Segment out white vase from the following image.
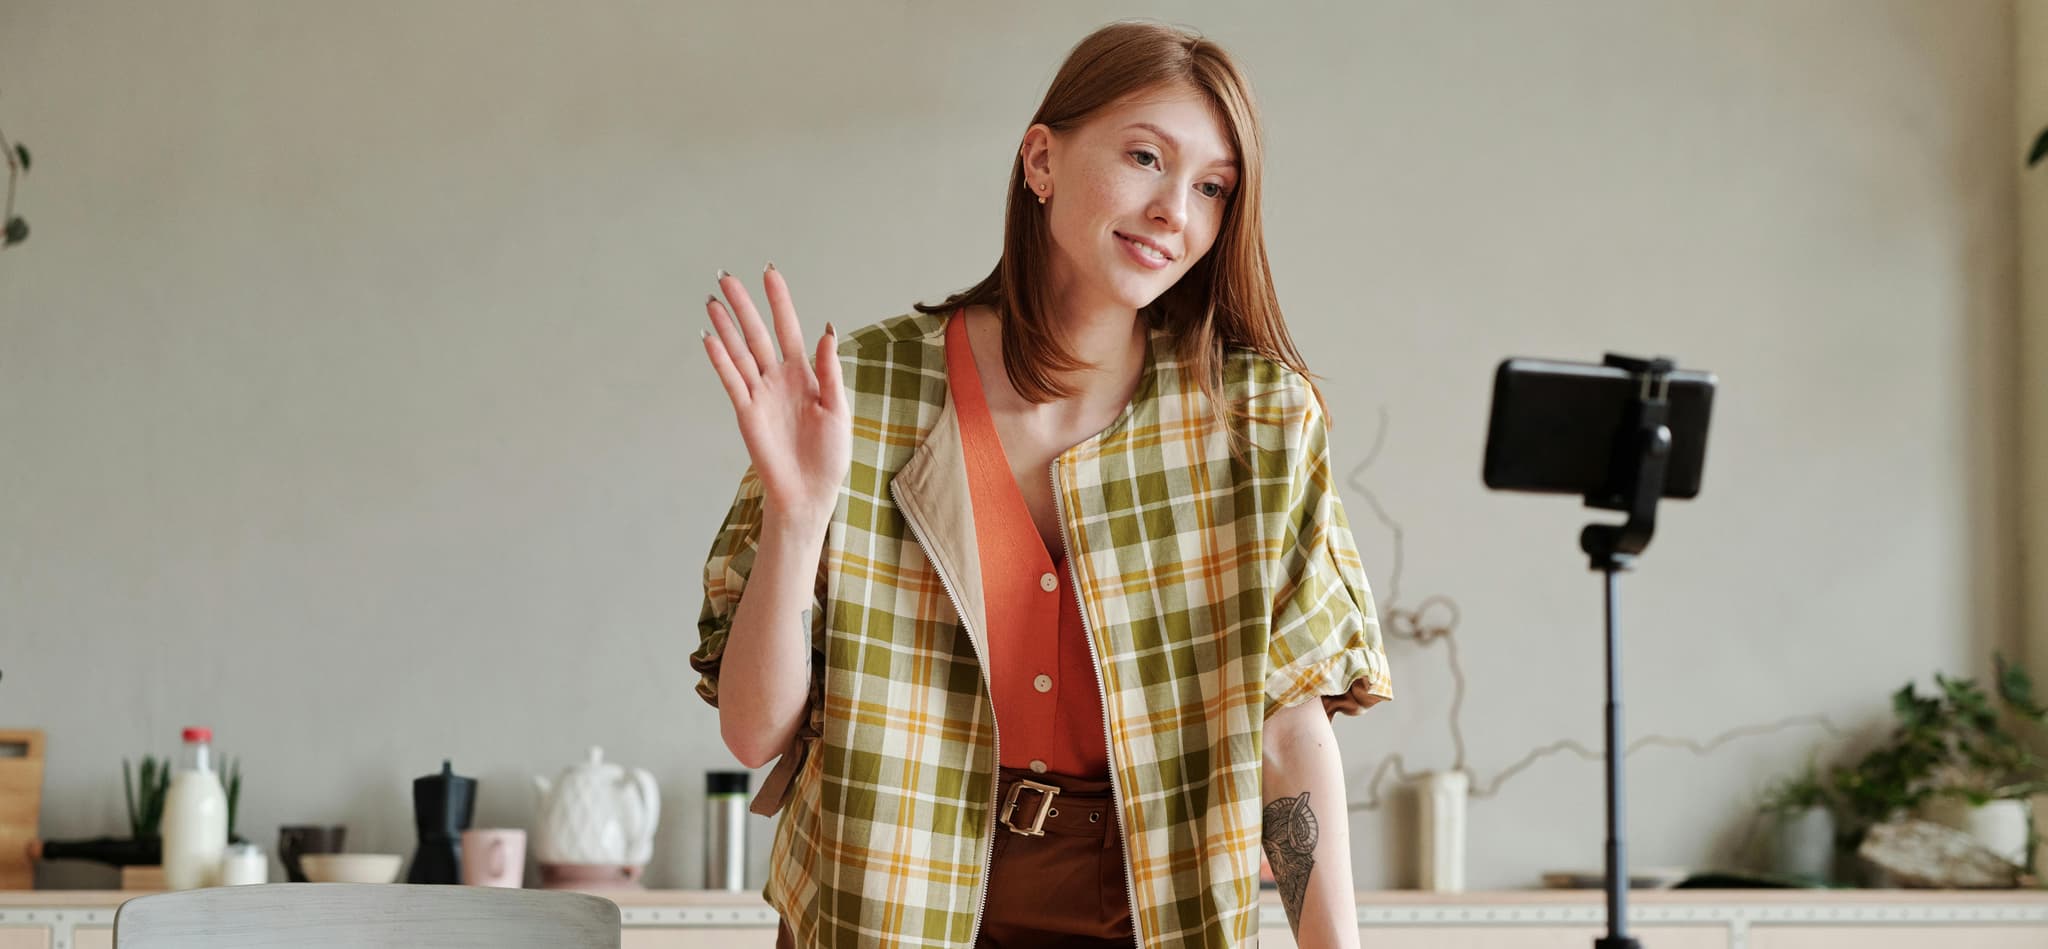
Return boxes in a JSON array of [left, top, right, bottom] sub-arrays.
[[1922, 796, 2031, 865], [1416, 770, 1469, 892], [1767, 806, 1834, 883]]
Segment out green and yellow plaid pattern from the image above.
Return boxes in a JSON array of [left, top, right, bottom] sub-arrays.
[[693, 310, 1391, 948]]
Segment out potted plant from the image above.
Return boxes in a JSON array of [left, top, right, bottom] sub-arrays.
[[1914, 656, 2047, 867], [1758, 755, 1836, 884], [1830, 654, 2047, 874], [123, 755, 172, 842]]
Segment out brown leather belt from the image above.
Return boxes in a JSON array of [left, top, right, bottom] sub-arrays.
[[996, 771, 1116, 838]]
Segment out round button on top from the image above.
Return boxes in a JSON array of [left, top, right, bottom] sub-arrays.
[[1039, 572, 1058, 592], [1033, 674, 1053, 693], [1029, 759, 1048, 774]]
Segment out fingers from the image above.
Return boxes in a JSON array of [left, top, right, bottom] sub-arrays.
[[716, 270, 780, 372], [705, 293, 760, 385], [762, 265, 812, 381], [813, 322, 844, 412], [702, 329, 751, 408], [708, 265, 841, 416]]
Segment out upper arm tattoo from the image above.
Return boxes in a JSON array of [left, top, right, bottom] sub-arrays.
[[1263, 790, 1319, 934]]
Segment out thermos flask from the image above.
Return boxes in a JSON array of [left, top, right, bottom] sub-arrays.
[[704, 771, 749, 891]]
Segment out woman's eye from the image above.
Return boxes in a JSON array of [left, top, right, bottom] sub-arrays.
[[1130, 150, 1159, 168], [1198, 183, 1227, 199]]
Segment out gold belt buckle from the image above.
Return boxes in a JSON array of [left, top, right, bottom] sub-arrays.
[[1000, 779, 1061, 836]]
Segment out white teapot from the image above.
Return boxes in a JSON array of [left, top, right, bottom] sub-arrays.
[[532, 746, 662, 867]]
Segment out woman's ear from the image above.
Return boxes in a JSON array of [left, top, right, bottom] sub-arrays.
[[1018, 124, 1055, 196]]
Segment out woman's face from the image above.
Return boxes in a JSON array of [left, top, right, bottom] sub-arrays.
[[1023, 85, 1241, 314]]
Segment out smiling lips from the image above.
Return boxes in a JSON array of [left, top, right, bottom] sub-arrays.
[[1116, 231, 1175, 269]]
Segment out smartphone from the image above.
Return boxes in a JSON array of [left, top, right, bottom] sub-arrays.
[[1482, 357, 1716, 502]]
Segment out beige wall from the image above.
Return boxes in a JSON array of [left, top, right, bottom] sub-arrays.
[[2021, 3, 2048, 736], [0, 0, 2022, 891]]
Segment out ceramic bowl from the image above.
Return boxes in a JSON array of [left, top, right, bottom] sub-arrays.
[[299, 853, 404, 884]]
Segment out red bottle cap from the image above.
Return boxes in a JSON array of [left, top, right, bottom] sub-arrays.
[[182, 727, 212, 743]]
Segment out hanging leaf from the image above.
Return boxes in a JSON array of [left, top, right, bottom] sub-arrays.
[[12, 143, 26, 172], [2032, 127, 2048, 168], [1939, 673, 1996, 732], [1995, 652, 2046, 720], [1891, 682, 1939, 730], [3, 216, 26, 246]]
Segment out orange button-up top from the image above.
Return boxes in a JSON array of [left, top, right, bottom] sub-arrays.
[[945, 311, 1110, 779]]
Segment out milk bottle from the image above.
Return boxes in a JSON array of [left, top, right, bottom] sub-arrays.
[[160, 726, 228, 889]]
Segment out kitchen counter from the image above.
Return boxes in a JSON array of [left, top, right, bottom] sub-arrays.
[[3, 887, 2047, 948]]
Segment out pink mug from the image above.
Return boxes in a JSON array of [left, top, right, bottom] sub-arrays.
[[460, 829, 526, 888]]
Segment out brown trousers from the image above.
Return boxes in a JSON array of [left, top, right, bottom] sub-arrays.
[[775, 768, 1134, 948]]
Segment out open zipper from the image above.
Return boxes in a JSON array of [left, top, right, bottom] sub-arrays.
[[1050, 458, 1145, 949], [887, 478, 1005, 949], [890, 460, 1145, 949]]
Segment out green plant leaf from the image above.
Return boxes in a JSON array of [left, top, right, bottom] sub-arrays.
[[1891, 683, 1929, 728], [1994, 653, 2047, 720], [3, 216, 25, 246], [135, 756, 171, 837], [12, 143, 26, 172], [1938, 673, 1989, 714], [2032, 127, 2048, 168], [123, 759, 140, 838], [223, 754, 242, 839]]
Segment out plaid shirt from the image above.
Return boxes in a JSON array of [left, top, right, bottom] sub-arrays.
[[693, 310, 1392, 948]]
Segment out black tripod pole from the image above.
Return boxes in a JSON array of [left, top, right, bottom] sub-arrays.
[[1579, 353, 1675, 949], [1594, 565, 1640, 949]]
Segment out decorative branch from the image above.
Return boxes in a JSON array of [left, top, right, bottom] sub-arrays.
[[1340, 408, 1843, 812], [1343, 408, 1470, 770], [1346, 718, 1845, 813], [1, 87, 31, 248]]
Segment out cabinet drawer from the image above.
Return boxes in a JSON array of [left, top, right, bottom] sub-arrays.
[[623, 927, 777, 949], [1750, 926, 2047, 949], [1344, 925, 1726, 949]]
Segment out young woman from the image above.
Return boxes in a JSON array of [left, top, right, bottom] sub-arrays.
[[692, 20, 1391, 949]]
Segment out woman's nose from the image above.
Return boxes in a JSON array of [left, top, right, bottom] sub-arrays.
[[1149, 184, 1189, 232]]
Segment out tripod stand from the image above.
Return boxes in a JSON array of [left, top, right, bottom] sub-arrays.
[[1577, 354, 1679, 949]]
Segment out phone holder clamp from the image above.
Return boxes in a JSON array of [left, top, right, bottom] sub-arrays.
[[1579, 353, 1678, 572]]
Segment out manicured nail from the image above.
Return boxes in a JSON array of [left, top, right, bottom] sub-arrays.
[[715, 269, 731, 281], [706, 294, 719, 307], [700, 329, 712, 341], [765, 261, 777, 273], [826, 321, 836, 336]]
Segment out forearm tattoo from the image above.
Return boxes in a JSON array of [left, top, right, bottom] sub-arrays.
[[1263, 791, 1319, 933]]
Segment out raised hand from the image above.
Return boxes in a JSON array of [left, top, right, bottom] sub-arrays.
[[701, 265, 850, 530]]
